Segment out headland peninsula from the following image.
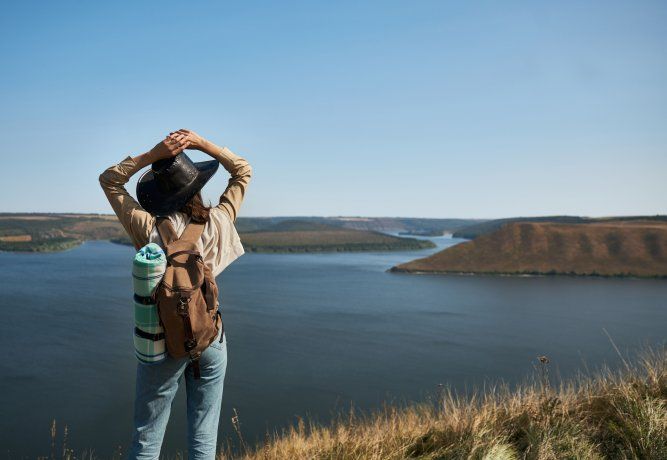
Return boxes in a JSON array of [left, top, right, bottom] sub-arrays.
[[391, 217, 667, 278]]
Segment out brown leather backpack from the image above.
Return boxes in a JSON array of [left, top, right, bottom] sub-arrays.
[[153, 216, 223, 379]]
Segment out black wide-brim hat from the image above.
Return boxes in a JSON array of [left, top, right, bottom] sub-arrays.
[[137, 152, 219, 216]]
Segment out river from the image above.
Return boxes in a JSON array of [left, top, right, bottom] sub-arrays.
[[0, 235, 665, 457]]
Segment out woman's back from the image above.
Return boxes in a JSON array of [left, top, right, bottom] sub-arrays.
[[148, 208, 245, 278], [98, 132, 252, 279]]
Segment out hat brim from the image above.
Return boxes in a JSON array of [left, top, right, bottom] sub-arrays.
[[136, 159, 219, 216]]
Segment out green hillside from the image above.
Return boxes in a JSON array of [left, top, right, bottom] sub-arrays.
[[239, 220, 435, 252]]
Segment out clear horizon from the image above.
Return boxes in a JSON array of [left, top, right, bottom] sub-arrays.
[[1, 1, 665, 219]]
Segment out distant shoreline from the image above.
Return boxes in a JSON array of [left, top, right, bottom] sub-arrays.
[[0, 214, 440, 254], [2, 238, 436, 254], [109, 238, 436, 254], [1, 238, 437, 254], [388, 266, 667, 280], [0, 238, 82, 253]]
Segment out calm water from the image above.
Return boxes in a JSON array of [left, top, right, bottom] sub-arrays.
[[0, 236, 665, 457]]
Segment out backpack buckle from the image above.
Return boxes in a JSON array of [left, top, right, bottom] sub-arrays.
[[177, 296, 190, 315], [184, 338, 198, 352]]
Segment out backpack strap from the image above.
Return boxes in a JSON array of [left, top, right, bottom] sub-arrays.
[[156, 217, 178, 246], [179, 219, 206, 244]]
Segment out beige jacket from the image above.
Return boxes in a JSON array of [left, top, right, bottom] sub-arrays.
[[99, 147, 252, 277]]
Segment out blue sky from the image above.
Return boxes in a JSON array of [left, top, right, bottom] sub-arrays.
[[1, 1, 665, 218]]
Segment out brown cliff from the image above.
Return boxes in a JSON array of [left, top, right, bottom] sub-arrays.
[[391, 221, 667, 278]]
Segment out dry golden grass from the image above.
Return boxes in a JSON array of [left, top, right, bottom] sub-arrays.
[[219, 348, 666, 460]]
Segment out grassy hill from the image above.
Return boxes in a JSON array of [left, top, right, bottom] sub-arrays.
[[324, 217, 484, 235], [391, 220, 667, 278], [248, 220, 339, 232], [234, 216, 483, 235], [240, 220, 435, 252]]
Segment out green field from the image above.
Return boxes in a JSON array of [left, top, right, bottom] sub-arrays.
[[240, 220, 435, 252]]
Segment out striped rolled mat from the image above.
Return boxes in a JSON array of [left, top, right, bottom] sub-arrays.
[[132, 243, 167, 364]]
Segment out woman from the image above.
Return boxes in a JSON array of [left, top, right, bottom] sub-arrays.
[[99, 129, 252, 459]]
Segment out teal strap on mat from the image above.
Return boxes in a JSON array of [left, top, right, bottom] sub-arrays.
[[132, 243, 167, 364]]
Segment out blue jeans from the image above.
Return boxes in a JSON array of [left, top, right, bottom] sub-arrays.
[[129, 327, 228, 460]]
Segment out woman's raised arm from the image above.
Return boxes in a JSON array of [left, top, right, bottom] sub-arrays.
[[205, 142, 253, 223], [170, 129, 253, 223], [99, 135, 188, 249]]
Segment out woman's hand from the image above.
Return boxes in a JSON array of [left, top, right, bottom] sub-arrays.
[[169, 128, 207, 151], [149, 133, 190, 161]]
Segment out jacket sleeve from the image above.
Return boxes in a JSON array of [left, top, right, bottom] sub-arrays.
[[98, 156, 155, 250], [210, 146, 253, 222]]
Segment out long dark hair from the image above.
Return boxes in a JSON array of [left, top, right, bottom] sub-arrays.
[[179, 191, 211, 223]]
